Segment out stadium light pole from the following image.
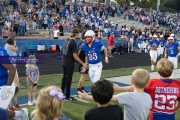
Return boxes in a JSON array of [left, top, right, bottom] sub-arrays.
[[157, 0, 160, 11]]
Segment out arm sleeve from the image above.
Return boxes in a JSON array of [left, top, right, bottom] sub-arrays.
[[37, 67, 40, 75], [115, 92, 129, 105], [71, 42, 77, 53], [26, 68, 30, 76]]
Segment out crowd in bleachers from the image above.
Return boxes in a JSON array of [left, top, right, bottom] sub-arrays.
[[0, 0, 179, 41]]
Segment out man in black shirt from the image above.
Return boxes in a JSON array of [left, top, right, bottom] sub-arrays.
[[61, 28, 88, 101]]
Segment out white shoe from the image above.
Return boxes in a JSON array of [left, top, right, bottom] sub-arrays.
[[32, 100, 37, 105], [28, 101, 33, 106], [151, 65, 154, 71], [14, 108, 29, 120]]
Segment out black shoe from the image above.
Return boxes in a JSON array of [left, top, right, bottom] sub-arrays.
[[77, 88, 83, 95], [64, 97, 77, 102]]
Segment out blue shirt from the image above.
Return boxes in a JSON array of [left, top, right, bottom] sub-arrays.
[[137, 38, 143, 44], [165, 42, 179, 57], [91, 17, 95, 23], [130, 33, 135, 38], [98, 21, 102, 26], [20, 19, 25, 26], [158, 39, 166, 47], [147, 38, 152, 43], [0, 48, 9, 86], [141, 34, 146, 40], [104, 23, 108, 28], [80, 40, 103, 64], [174, 38, 177, 42], [41, 12, 46, 17], [149, 40, 160, 47], [0, 108, 9, 120]]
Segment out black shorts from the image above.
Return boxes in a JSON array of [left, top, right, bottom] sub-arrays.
[[79, 65, 88, 74], [15, 87, 19, 94]]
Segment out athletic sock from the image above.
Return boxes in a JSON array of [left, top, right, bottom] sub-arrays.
[[15, 110, 24, 117]]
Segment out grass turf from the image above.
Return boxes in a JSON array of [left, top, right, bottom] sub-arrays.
[[17, 66, 180, 120]]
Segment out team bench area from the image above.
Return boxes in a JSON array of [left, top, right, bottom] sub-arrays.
[[26, 45, 61, 55]]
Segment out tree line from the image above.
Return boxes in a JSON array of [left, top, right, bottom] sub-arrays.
[[117, 0, 180, 12]]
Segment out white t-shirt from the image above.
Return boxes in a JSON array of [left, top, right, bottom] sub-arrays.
[[116, 92, 152, 120], [5, 21, 11, 29], [53, 30, 59, 37]]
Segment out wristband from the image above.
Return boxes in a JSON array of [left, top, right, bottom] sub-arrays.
[[165, 54, 167, 56], [105, 57, 108, 60], [6, 86, 11, 88], [178, 53, 180, 56]]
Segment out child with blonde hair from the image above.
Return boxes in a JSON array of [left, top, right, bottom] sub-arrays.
[[26, 55, 40, 106], [31, 86, 70, 120]]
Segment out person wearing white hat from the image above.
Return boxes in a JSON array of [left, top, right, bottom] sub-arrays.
[[98, 18, 103, 31], [146, 34, 160, 71], [90, 16, 95, 27], [158, 35, 166, 58], [164, 36, 180, 78], [103, 20, 109, 34], [137, 36, 143, 53], [80, 30, 109, 83], [170, 33, 178, 43], [141, 32, 146, 40]]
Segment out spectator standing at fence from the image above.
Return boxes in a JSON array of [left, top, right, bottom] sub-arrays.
[[108, 32, 114, 57], [61, 28, 88, 101]]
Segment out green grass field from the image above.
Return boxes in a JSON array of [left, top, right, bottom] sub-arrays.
[[17, 66, 180, 120]]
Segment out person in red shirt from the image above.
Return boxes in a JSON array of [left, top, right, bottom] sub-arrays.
[[113, 59, 180, 120], [108, 33, 114, 57]]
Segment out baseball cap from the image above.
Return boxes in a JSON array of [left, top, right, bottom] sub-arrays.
[[160, 35, 163, 37]]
